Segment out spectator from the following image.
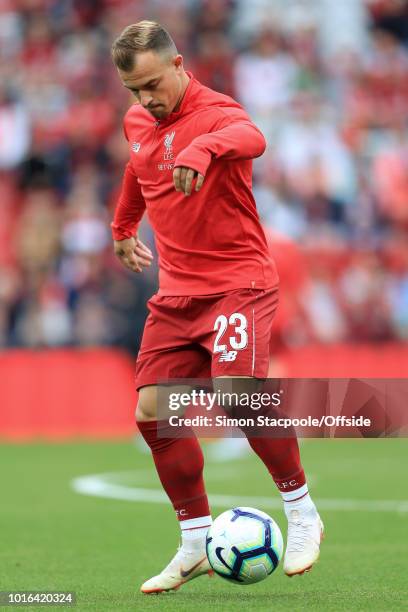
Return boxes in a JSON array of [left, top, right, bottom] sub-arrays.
[[0, 85, 30, 169], [0, 0, 407, 352]]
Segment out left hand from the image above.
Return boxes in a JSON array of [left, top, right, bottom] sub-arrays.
[[173, 166, 205, 196]]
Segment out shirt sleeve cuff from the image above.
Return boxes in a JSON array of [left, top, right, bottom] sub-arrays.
[[174, 147, 212, 176], [111, 222, 138, 241]]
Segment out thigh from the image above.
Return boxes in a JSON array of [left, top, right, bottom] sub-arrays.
[[136, 383, 195, 421], [198, 288, 279, 379], [135, 295, 211, 390]]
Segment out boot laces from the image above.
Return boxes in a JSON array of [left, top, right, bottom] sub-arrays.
[[287, 510, 315, 553]]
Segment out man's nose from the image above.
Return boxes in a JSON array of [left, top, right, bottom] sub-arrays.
[[140, 93, 153, 107]]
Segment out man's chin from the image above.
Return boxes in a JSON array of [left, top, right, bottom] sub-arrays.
[[148, 107, 169, 119]]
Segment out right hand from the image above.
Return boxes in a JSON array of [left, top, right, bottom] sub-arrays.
[[113, 236, 153, 273]]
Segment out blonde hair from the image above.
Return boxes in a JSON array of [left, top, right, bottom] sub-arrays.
[[111, 20, 177, 71]]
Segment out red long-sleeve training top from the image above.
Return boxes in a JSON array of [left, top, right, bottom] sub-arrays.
[[111, 73, 278, 296]]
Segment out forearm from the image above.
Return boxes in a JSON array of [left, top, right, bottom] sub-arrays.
[[174, 119, 266, 176], [111, 162, 146, 240]]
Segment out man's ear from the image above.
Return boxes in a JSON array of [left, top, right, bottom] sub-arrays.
[[174, 54, 184, 70]]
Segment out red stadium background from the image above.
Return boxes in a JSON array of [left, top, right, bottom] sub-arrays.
[[0, 0, 408, 439]]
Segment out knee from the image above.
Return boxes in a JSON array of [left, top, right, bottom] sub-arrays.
[[135, 386, 158, 422]]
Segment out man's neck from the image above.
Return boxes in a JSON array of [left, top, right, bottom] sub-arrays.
[[173, 72, 190, 113]]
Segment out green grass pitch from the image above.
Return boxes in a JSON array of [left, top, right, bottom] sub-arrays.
[[1, 439, 407, 611]]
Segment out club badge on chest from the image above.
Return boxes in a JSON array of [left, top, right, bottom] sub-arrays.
[[158, 131, 176, 172]]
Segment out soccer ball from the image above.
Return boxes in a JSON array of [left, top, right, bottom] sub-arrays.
[[206, 506, 283, 584]]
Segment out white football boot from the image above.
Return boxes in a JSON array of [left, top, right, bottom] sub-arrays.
[[283, 506, 324, 576], [140, 543, 213, 594]]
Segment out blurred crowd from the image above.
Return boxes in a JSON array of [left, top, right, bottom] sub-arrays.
[[0, 0, 407, 353]]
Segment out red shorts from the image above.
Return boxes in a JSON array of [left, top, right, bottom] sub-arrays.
[[135, 287, 279, 389]]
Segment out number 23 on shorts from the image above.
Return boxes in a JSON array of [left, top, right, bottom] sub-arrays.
[[213, 312, 248, 355]]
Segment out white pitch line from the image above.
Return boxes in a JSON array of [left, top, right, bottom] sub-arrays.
[[71, 472, 408, 514]]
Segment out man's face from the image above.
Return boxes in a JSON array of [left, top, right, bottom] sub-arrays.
[[119, 50, 185, 119]]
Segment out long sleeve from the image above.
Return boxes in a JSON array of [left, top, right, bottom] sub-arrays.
[[111, 162, 146, 240], [174, 108, 266, 176]]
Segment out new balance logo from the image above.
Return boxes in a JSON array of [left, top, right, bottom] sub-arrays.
[[131, 142, 141, 153], [219, 350, 238, 362]]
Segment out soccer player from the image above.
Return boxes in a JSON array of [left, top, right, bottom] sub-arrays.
[[110, 21, 323, 594]]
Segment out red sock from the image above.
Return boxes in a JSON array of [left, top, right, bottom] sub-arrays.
[[245, 436, 306, 493], [137, 420, 211, 520]]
